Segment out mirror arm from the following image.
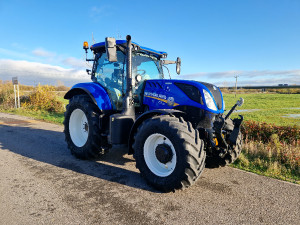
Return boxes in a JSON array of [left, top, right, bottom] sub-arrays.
[[162, 60, 176, 65]]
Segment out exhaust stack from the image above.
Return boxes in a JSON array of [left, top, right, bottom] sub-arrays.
[[122, 35, 135, 117]]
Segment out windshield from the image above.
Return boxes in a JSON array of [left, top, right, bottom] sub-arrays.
[[132, 53, 163, 81]]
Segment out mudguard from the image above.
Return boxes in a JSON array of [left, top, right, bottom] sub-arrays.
[[64, 82, 113, 111], [128, 109, 185, 154]]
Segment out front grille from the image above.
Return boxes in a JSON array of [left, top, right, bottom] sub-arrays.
[[174, 83, 203, 104]]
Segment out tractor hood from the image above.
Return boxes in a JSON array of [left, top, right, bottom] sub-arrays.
[[143, 79, 225, 114]]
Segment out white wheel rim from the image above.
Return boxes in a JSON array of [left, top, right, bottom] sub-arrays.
[[143, 133, 177, 177], [69, 109, 89, 147]]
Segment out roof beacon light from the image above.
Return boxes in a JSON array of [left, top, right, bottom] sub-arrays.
[[83, 41, 89, 50]]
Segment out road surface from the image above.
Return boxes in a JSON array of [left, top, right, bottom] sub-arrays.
[[0, 112, 299, 224]]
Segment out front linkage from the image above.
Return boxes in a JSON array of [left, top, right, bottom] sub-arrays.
[[206, 98, 244, 168]]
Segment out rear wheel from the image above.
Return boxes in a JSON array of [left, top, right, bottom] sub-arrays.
[[64, 95, 106, 159], [133, 115, 206, 192]]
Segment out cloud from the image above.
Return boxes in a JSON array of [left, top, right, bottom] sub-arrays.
[[0, 47, 38, 61], [0, 59, 90, 87], [32, 48, 56, 58], [181, 69, 300, 86], [62, 57, 88, 69], [90, 5, 113, 21]]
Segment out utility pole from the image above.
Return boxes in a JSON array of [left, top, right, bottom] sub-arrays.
[[234, 75, 239, 98]]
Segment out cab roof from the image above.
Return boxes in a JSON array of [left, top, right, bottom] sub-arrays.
[[90, 40, 167, 58]]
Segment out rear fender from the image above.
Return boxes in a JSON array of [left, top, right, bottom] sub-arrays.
[[128, 109, 185, 154], [64, 82, 113, 111]]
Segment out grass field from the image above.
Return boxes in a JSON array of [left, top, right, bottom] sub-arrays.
[[223, 93, 300, 126]]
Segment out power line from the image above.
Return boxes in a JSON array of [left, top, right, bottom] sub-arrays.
[[234, 75, 239, 97]]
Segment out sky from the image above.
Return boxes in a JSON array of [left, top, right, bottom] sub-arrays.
[[0, 0, 299, 87]]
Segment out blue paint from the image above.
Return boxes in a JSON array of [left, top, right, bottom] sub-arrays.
[[143, 79, 224, 114], [71, 82, 113, 110]]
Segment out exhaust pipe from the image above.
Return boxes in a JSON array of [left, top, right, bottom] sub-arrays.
[[122, 35, 135, 117]]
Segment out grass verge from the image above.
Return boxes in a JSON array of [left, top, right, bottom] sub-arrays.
[[1, 108, 65, 124], [232, 146, 299, 185]]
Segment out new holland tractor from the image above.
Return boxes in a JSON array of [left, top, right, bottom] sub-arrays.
[[64, 35, 244, 192]]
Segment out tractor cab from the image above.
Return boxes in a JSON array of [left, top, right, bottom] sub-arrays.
[[88, 40, 167, 111]]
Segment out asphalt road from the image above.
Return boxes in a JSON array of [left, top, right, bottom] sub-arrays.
[[0, 112, 299, 225]]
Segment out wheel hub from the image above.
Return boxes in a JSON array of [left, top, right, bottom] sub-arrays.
[[155, 144, 173, 164]]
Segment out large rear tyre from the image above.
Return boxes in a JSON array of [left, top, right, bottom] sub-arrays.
[[133, 115, 206, 192], [64, 95, 105, 160]]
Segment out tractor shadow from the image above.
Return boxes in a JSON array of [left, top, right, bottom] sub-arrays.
[[0, 124, 159, 193]]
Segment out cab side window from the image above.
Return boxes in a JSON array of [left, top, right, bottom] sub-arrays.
[[95, 51, 126, 110]]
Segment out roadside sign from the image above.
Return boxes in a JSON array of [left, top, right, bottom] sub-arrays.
[[12, 77, 18, 85], [12, 77, 20, 108]]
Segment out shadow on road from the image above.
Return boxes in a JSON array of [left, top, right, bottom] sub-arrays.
[[0, 124, 159, 193]]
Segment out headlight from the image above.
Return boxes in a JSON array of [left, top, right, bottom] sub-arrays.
[[203, 89, 217, 111]]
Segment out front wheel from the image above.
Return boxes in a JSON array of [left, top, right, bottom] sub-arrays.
[[133, 115, 206, 192]]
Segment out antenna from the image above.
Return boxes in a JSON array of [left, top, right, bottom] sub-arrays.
[[92, 32, 96, 44]]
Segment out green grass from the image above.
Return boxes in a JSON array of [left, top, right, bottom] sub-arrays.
[[57, 96, 69, 105], [223, 93, 300, 126], [1, 108, 65, 124], [231, 152, 299, 184]]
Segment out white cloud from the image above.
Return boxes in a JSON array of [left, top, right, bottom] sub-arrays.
[[181, 69, 300, 86], [32, 48, 56, 58], [62, 57, 88, 69], [90, 5, 113, 21], [0, 59, 90, 87], [0, 47, 38, 61]]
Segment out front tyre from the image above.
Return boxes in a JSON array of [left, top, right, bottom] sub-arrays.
[[133, 115, 206, 192], [64, 95, 104, 159]]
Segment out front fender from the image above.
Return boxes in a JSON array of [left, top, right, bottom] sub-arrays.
[[128, 109, 185, 154], [64, 82, 113, 111]]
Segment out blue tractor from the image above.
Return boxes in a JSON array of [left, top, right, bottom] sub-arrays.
[[64, 35, 244, 192]]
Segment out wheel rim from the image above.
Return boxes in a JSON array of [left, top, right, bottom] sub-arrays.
[[143, 133, 177, 177], [69, 109, 89, 147]]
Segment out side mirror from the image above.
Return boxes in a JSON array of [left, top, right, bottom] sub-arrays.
[[236, 97, 244, 107], [105, 37, 117, 62], [176, 57, 181, 75]]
